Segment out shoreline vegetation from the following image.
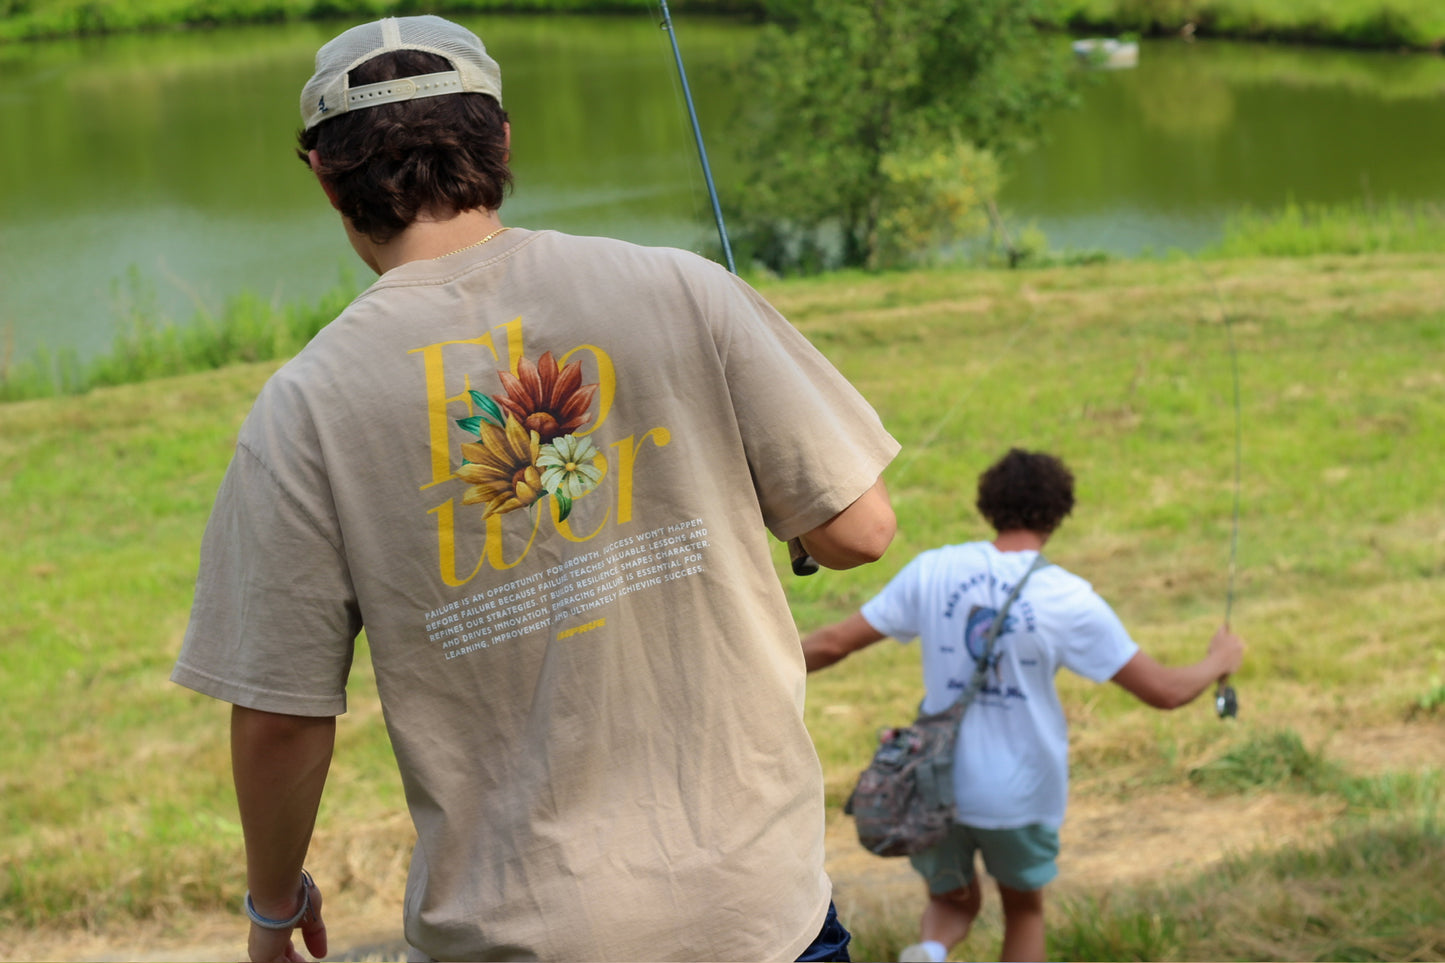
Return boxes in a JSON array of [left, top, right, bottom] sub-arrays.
[[5, 199, 1445, 404], [1, 0, 1444, 50]]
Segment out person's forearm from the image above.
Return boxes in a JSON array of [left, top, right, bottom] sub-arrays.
[[1112, 638, 1242, 711], [800, 613, 886, 673], [231, 706, 336, 917], [1156, 653, 1232, 709], [801, 628, 846, 672]]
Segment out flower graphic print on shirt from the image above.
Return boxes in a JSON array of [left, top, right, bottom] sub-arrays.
[[454, 351, 602, 522]]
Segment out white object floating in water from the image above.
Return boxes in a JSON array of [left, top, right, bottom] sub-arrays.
[[1072, 38, 1140, 69]]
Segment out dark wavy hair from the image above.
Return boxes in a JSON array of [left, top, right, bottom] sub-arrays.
[[975, 448, 1076, 534], [296, 50, 513, 244]]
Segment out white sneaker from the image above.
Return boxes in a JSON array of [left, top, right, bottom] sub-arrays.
[[898, 943, 944, 963]]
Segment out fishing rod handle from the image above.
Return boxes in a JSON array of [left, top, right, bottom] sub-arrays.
[[788, 537, 819, 577]]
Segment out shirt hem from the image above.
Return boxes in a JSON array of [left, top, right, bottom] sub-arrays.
[[779, 884, 835, 963], [170, 662, 347, 717]]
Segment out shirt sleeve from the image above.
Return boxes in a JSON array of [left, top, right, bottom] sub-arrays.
[[706, 270, 900, 540], [859, 554, 928, 643], [1055, 586, 1139, 683], [171, 439, 361, 717]]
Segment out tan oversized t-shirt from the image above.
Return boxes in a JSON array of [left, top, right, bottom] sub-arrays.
[[173, 229, 899, 961]]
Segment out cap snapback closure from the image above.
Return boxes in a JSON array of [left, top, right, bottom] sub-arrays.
[[345, 71, 464, 110]]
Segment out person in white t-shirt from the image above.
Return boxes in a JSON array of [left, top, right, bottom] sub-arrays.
[[801, 448, 1244, 963]]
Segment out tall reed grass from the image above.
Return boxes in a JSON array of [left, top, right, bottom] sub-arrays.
[[1208, 199, 1445, 258], [0, 277, 360, 403]]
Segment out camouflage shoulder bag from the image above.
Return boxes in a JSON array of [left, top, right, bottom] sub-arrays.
[[845, 554, 1050, 857]]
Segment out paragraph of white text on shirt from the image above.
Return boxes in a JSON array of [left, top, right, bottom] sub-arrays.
[[425, 519, 710, 661]]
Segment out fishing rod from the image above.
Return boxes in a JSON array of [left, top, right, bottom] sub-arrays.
[[656, 0, 816, 575], [994, 204, 1245, 720], [1198, 261, 1243, 720], [657, 0, 735, 275]]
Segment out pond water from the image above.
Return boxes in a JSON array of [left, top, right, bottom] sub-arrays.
[[4, 18, 1445, 363], [0, 15, 746, 364], [1002, 39, 1445, 254]]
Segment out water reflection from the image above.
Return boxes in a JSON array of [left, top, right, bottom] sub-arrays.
[[4, 25, 1445, 362], [0, 16, 739, 362], [1001, 39, 1445, 254]]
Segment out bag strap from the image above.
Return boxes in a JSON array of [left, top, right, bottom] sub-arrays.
[[946, 552, 1050, 716]]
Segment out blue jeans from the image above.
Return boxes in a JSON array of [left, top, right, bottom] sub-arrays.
[[796, 901, 852, 962]]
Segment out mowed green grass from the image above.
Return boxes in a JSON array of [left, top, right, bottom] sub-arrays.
[[3, 252, 1442, 957]]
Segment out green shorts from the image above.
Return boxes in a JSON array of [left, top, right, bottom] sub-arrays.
[[908, 822, 1060, 894]]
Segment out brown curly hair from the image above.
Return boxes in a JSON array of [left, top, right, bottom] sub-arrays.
[[975, 448, 1076, 534], [296, 49, 513, 244]]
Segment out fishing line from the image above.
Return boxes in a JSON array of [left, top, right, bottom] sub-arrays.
[[1194, 262, 1244, 627], [1074, 213, 1245, 718], [881, 297, 1041, 488], [1187, 256, 1244, 719]]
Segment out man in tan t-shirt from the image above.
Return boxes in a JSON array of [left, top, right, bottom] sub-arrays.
[[172, 15, 900, 963]]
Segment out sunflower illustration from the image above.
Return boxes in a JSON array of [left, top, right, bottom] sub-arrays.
[[453, 351, 603, 522], [456, 414, 544, 518], [495, 351, 599, 443]]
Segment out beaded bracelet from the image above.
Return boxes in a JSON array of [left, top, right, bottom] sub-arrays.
[[244, 869, 315, 930]]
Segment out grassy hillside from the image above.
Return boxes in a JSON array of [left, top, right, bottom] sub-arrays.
[[3, 252, 1442, 959]]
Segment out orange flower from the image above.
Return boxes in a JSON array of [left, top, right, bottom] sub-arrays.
[[456, 414, 543, 518], [495, 352, 599, 443]]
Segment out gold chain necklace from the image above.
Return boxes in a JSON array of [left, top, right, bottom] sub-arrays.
[[444, 225, 510, 257]]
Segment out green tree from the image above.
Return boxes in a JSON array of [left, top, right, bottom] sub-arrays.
[[730, 0, 1074, 273]]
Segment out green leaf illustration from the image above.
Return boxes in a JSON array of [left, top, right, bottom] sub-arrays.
[[555, 490, 573, 523], [469, 390, 506, 428], [455, 416, 483, 435]]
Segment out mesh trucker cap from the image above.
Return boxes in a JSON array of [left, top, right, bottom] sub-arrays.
[[300, 15, 503, 131]]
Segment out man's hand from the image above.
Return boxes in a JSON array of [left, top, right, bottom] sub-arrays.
[[231, 707, 336, 963], [1208, 625, 1246, 678], [247, 873, 328, 963]]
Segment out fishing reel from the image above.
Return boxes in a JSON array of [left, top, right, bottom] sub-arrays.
[[1215, 681, 1239, 719]]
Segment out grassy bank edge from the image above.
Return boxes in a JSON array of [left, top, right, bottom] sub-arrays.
[[8, 198, 1445, 405], [1057, 0, 1445, 52]]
